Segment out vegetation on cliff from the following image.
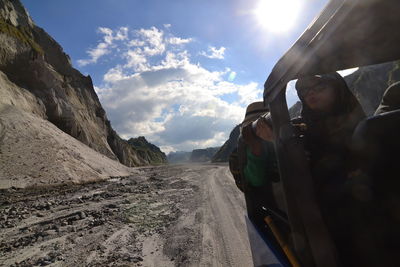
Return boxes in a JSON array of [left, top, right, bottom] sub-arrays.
[[127, 136, 167, 165], [0, 17, 43, 54]]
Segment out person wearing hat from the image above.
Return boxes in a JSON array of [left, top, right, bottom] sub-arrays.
[[237, 102, 280, 229], [238, 102, 291, 263]]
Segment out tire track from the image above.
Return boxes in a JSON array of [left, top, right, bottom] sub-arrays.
[[202, 166, 253, 267], [0, 118, 6, 150]]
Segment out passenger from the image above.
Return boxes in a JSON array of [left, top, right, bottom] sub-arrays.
[[238, 102, 290, 262], [296, 73, 367, 266], [236, 102, 280, 229], [249, 72, 366, 265], [294, 73, 365, 203]]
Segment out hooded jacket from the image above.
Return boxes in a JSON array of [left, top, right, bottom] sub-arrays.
[[296, 72, 365, 199], [296, 72, 367, 266]]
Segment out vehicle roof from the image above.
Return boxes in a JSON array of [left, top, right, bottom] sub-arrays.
[[264, 0, 400, 103]]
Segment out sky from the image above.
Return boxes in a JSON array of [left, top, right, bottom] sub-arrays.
[[21, 0, 356, 154]]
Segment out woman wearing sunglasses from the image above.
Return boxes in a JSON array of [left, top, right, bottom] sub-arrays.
[[245, 72, 367, 265]]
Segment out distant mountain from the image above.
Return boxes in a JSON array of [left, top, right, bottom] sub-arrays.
[[167, 151, 191, 163], [167, 147, 220, 163], [127, 136, 167, 165], [211, 125, 240, 163], [190, 147, 220, 162]]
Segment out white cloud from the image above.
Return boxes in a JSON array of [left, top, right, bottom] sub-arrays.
[[200, 46, 226, 59], [81, 26, 262, 151], [77, 27, 130, 66], [236, 82, 261, 104], [114, 27, 129, 41], [167, 37, 193, 45], [137, 27, 165, 56], [103, 66, 128, 83], [77, 42, 109, 66], [128, 40, 145, 47], [98, 27, 113, 44], [124, 48, 150, 72]]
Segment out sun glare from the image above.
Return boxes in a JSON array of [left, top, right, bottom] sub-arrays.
[[254, 0, 302, 33]]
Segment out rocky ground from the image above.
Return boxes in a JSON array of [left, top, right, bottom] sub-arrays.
[[0, 164, 253, 267]]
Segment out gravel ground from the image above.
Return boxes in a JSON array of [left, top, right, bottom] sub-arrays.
[[0, 164, 253, 267]]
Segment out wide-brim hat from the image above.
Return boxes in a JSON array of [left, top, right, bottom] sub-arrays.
[[241, 101, 269, 127]]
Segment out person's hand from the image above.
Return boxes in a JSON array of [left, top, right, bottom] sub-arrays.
[[254, 118, 274, 141], [241, 122, 263, 156]]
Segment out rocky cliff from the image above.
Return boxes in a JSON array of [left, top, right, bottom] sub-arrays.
[[211, 125, 240, 163], [346, 61, 400, 115], [127, 136, 167, 165], [0, 0, 163, 167], [213, 61, 400, 162]]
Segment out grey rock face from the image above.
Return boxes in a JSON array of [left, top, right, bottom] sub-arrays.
[[345, 61, 400, 115], [0, 0, 163, 167], [0, 0, 33, 28], [127, 136, 167, 165], [211, 125, 240, 163]]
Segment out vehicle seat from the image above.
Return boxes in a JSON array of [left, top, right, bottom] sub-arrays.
[[350, 109, 400, 267], [352, 109, 400, 193]]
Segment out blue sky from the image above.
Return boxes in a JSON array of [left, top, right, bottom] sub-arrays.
[[21, 0, 340, 153]]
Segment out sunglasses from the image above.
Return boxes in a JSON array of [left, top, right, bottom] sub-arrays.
[[297, 83, 329, 98]]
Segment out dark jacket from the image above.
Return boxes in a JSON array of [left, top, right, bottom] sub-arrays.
[[297, 73, 365, 201], [298, 73, 366, 266]]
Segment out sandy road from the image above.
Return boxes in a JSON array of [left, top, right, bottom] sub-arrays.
[[0, 164, 254, 266], [199, 166, 253, 266]]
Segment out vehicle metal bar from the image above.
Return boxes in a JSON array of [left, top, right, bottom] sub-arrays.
[[268, 89, 339, 267]]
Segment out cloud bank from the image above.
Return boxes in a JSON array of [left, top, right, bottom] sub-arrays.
[[78, 26, 263, 153]]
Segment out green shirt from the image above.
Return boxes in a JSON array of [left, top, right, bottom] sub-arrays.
[[243, 142, 279, 187]]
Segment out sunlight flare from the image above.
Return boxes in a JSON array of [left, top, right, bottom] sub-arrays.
[[254, 0, 302, 33]]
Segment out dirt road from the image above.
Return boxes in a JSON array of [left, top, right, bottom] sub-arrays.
[[0, 164, 254, 266]]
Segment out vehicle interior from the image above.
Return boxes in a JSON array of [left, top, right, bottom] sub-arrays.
[[262, 0, 400, 266]]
